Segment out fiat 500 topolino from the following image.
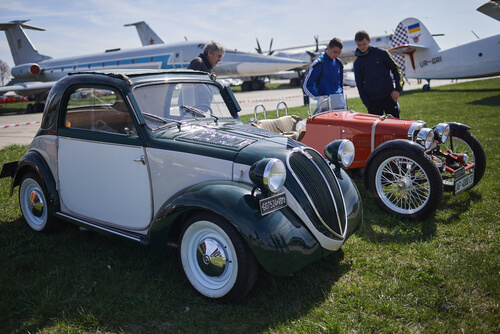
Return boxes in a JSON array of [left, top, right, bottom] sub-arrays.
[[0, 70, 362, 303]]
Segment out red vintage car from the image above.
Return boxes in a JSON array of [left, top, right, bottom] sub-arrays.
[[251, 95, 486, 220]]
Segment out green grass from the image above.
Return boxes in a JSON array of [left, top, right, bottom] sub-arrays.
[[1, 78, 499, 333]]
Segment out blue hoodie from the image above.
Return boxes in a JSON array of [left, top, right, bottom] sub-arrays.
[[303, 52, 344, 97]]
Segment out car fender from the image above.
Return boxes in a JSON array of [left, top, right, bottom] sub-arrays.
[[12, 150, 60, 214], [149, 181, 324, 276], [446, 122, 471, 133], [364, 139, 425, 190]]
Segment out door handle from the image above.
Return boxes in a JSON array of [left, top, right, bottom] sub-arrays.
[[133, 155, 146, 165]]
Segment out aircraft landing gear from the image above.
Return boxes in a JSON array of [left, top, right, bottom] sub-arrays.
[[241, 79, 266, 91], [422, 79, 431, 91], [26, 102, 45, 113]]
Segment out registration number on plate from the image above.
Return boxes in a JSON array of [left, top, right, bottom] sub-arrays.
[[454, 171, 474, 195], [259, 193, 287, 215]]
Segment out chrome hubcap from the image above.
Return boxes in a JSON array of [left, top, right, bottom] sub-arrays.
[[29, 189, 44, 218], [196, 238, 227, 277]]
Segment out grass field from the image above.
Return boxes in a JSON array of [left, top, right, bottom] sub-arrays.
[[0, 78, 499, 333]]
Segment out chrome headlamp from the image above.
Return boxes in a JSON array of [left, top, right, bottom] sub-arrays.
[[249, 158, 286, 194], [416, 128, 435, 149], [324, 139, 355, 169], [407, 120, 427, 141], [434, 123, 450, 144]]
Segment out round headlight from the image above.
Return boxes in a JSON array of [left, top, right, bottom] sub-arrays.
[[416, 128, 435, 149], [434, 123, 450, 144], [324, 139, 355, 169], [249, 158, 286, 194]]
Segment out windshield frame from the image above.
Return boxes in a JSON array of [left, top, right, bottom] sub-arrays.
[[131, 80, 237, 131]]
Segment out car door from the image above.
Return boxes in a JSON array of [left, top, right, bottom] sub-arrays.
[[57, 86, 153, 230]]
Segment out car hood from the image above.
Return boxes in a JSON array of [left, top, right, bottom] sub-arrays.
[[151, 121, 301, 164]]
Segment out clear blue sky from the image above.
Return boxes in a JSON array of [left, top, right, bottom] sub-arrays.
[[0, 0, 498, 70]]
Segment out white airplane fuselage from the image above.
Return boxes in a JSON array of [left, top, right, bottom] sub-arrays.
[[0, 20, 306, 97], [11, 41, 305, 82], [403, 34, 500, 80]]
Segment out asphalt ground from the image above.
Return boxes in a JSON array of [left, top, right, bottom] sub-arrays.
[[0, 78, 466, 149]]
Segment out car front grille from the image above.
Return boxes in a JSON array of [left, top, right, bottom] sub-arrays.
[[287, 147, 346, 239]]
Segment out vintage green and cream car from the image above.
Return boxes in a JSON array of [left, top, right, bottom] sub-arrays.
[[0, 70, 362, 302]]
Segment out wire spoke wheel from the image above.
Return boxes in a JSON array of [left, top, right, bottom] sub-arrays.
[[367, 148, 443, 219], [437, 130, 486, 191]]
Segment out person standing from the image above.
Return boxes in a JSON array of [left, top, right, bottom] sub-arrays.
[[303, 38, 344, 110], [188, 41, 225, 73], [353, 30, 403, 118]]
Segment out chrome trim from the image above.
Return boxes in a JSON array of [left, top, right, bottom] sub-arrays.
[[407, 120, 427, 141], [286, 147, 346, 239], [196, 238, 227, 277], [371, 118, 383, 152], [56, 212, 147, 243], [416, 128, 434, 149], [276, 101, 288, 117], [284, 189, 345, 251], [434, 123, 450, 144], [254, 103, 267, 121]]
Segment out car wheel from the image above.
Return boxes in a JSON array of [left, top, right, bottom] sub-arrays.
[[19, 172, 56, 232], [438, 130, 486, 192], [367, 148, 443, 220], [178, 212, 258, 303]]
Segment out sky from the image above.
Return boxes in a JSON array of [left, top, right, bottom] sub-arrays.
[[0, 0, 499, 70]]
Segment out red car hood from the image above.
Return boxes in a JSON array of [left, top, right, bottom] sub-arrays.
[[301, 111, 419, 169]]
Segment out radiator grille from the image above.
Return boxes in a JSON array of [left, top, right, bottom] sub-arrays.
[[288, 148, 346, 239]]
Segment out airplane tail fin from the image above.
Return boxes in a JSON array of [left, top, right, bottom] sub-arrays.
[[390, 17, 440, 76], [124, 21, 164, 46], [0, 20, 52, 65]]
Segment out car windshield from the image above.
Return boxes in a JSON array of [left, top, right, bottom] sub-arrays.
[[133, 82, 234, 130], [308, 93, 346, 115]]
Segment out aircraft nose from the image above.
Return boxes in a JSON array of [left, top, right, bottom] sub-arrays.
[[214, 52, 307, 76]]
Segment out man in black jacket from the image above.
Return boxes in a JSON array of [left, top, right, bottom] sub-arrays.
[[353, 30, 403, 118], [188, 41, 225, 73]]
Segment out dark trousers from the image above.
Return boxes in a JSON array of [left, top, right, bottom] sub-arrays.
[[367, 96, 400, 118]]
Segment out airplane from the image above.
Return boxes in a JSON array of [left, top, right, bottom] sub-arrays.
[[0, 20, 306, 111], [388, 5, 500, 90], [256, 34, 394, 65], [256, 34, 393, 87], [126, 20, 392, 89]]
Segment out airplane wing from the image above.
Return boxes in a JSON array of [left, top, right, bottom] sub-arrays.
[[388, 44, 429, 55], [477, 0, 500, 21], [0, 81, 55, 96]]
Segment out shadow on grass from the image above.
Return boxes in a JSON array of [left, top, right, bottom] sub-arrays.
[[0, 215, 352, 333], [349, 178, 438, 245], [436, 189, 483, 224]]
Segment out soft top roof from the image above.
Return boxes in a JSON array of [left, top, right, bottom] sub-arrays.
[[67, 69, 213, 85]]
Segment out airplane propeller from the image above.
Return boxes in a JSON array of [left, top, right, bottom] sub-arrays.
[[255, 38, 274, 55]]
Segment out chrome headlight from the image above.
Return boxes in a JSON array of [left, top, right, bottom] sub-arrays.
[[416, 128, 435, 149], [249, 158, 286, 194], [407, 120, 427, 141], [434, 123, 450, 144], [324, 139, 355, 169]]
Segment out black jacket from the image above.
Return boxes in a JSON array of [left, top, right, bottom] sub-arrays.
[[188, 53, 213, 73], [353, 46, 402, 106]]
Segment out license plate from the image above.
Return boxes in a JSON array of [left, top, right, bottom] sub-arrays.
[[259, 193, 287, 215], [454, 171, 474, 195]]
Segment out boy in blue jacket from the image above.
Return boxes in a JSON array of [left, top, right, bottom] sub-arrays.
[[354, 30, 403, 118], [303, 38, 344, 111]]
